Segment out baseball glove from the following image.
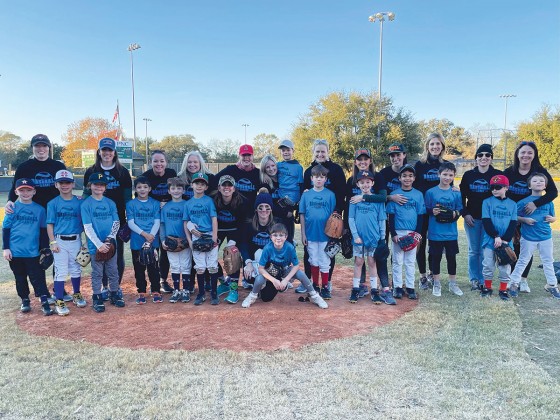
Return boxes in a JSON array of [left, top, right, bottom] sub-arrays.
[[39, 248, 54, 270], [340, 230, 353, 259], [324, 238, 341, 259], [117, 225, 131, 243], [164, 235, 188, 252], [277, 195, 296, 209], [324, 212, 344, 239], [265, 261, 285, 280], [374, 239, 390, 261], [75, 246, 91, 267], [95, 237, 116, 262], [435, 204, 456, 223], [192, 234, 215, 252], [495, 244, 517, 266], [397, 232, 422, 252], [138, 242, 158, 266], [223, 243, 242, 275]]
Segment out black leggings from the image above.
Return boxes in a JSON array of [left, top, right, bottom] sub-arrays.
[[416, 214, 430, 274], [429, 253, 457, 276]]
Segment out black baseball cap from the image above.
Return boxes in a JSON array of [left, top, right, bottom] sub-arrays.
[[31, 134, 51, 147]]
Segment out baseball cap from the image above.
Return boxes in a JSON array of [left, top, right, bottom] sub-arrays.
[[15, 178, 35, 191], [55, 170, 74, 182], [192, 172, 209, 184], [387, 143, 406, 155], [399, 164, 416, 175], [88, 172, 109, 185], [239, 144, 254, 155], [30, 134, 51, 147], [98, 137, 116, 151], [218, 175, 235, 186], [354, 148, 371, 159], [490, 174, 509, 187], [278, 139, 295, 149], [356, 170, 374, 182]]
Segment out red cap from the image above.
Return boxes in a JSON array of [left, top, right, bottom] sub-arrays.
[[490, 175, 509, 186], [239, 144, 254, 155]]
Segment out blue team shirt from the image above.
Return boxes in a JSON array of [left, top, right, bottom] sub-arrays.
[[46, 195, 83, 235], [259, 241, 299, 268], [161, 200, 188, 239], [481, 196, 518, 249], [349, 201, 386, 247], [277, 160, 304, 204], [183, 195, 217, 234], [126, 197, 161, 250], [299, 188, 336, 242], [386, 188, 426, 231], [2, 201, 46, 257], [517, 196, 555, 242], [425, 186, 463, 241], [81, 196, 119, 254]]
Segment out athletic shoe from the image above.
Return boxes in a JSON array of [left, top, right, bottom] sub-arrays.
[[419, 276, 429, 290], [520, 280, 531, 293], [100, 287, 110, 301], [116, 288, 124, 299], [47, 295, 56, 305], [181, 290, 191, 303], [287, 282, 294, 289], [471, 280, 480, 291], [241, 279, 253, 290], [379, 290, 397, 305], [393, 287, 404, 299], [509, 283, 519, 298], [407, 288, 418, 300], [186, 286, 195, 294], [20, 299, 31, 313], [349, 288, 360, 303], [480, 287, 493, 298], [194, 293, 206, 305], [217, 282, 230, 297], [224, 285, 239, 304], [152, 293, 163, 303], [544, 285, 560, 300], [309, 291, 328, 309], [109, 291, 125, 307], [204, 280, 212, 292], [320, 286, 331, 300], [62, 290, 73, 303], [432, 283, 442, 297], [498, 290, 510, 301], [210, 293, 219, 305], [55, 299, 70, 316], [327, 281, 333, 292], [449, 283, 464, 296], [371, 291, 384, 305], [358, 284, 369, 298], [41, 302, 54, 316], [295, 284, 307, 294], [160, 280, 173, 294], [92, 294, 106, 312], [169, 290, 181, 303], [72, 292, 87, 308], [241, 292, 258, 308], [136, 294, 147, 305]]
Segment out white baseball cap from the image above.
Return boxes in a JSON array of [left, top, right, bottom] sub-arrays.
[[55, 170, 74, 182]]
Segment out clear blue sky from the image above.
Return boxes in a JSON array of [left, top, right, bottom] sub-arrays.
[[1, 0, 559, 147]]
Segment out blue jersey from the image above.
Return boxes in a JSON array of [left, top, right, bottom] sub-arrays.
[[183, 195, 217, 234], [299, 188, 336, 242], [46, 195, 83, 235], [161, 200, 188, 239], [425, 186, 463, 241], [386, 188, 426, 231], [517, 196, 555, 242], [2, 201, 46, 257], [259, 241, 299, 268], [481, 196, 518, 249], [349, 201, 386, 248], [126, 197, 161, 250], [277, 160, 304, 204], [81, 196, 119, 254]]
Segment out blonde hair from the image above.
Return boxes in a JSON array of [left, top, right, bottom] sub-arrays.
[[259, 154, 278, 189], [419, 133, 446, 163], [178, 151, 213, 184], [311, 139, 330, 161]]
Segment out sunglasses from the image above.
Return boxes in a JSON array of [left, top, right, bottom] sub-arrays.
[[257, 206, 271, 211], [491, 185, 505, 191], [477, 153, 492, 158], [519, 141, 535, 146]]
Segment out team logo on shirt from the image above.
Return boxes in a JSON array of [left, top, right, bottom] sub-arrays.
[[236, 178, 256, 192], [310, 197, 329, 209], [152, 182, 168, 197], [492, 204, 512, 218], [424, 169, 439, 182], [136, 206, 155, 221], [252, 232, 271, 247], [386, 177, 401, 193], [57, 205, 79, 220], [218, 210, 235, 223], [189, 203, 207, 218], [33, 172, 55, 188], [15, 208, 38, 223], [164, 206, 183, 221], [93, 205, 112, 219], [103, 171, 120, 190], [469, 179, 489, 193], [509, 181, 529, 196]]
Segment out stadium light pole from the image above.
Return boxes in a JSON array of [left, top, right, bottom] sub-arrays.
[[128, 43, 141, 153], [499, 94, 516, 168], [242, 123, 249, 143], [143, 118, 152, 165], [369, 12, 395, 142]]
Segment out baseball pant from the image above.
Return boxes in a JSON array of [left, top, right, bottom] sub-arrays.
[[193, 247, 219, 274], [391, 229, 416, 289], [511, 237, 556, 287], [167, 248, 193, 275], [482, 248, 511, 284], [9, 257, 49, 300], [53, 236, 82, 283], [91, 254, 119, 295], [464, 218, 484, 284], [307, 241, 330, 273]]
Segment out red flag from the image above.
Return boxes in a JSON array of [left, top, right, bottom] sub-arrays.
[[112, 105, 119, 124]]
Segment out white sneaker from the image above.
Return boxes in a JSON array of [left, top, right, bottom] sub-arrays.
[[54, 300, 70, 316], [241, 292, 258, 308], [309, 291, 328, 309], [432, 283, 442, 297], [449, 283, 464, 296], [520, 280, 531, 293]]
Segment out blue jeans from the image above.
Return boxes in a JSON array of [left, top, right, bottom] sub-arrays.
[[464, 219, 483, 284]]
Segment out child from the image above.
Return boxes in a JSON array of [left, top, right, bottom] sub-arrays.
[[424, 162, 464, 297], [81, 172, 124, 312], [299, 164, 336, 299], [386, 165, 426, 299], [509, 173, 559, 299], [46, 170, 86, 315], [481, 175, 518, 300], [2, 178, 53, 315], [241, 223, 328, 308], [184, 172, 219, 305], [348, 170, 395, 305], [161, 177, 192, 303], [126, 176, 162, 304]]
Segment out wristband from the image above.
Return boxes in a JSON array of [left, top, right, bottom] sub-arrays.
[[50, 240, 57, 245]]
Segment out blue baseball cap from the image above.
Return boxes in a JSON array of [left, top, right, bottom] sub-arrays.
[[88, 172, 109, 184], [30, 134, 51, 147], [98, 137, 116, 151], [15, 178, 35, 190], [357, 170, 374, 181]]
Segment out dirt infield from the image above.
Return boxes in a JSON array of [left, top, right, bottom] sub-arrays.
[[16, 266, 417, 352]]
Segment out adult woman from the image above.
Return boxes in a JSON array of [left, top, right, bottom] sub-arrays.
[[413, 133, 449, 289], [83, 137, 132, 293], [504, 141, 558, 292], [459, 144, 503, 291], [378, 143, 407, 199], [141, 150, 177, 293], [177, 151, 215, 200]]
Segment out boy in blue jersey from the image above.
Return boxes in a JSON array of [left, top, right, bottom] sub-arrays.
[[161, 177, 192, 303], [348, 170, 395, 305], [3, 179, 53, 315], [126, 176, 162, 304], [299, 164, 336, 299], [387, 165, 426, 299], [509, 173, 559, 299], [481, 175, 518, 301], [241, 223, 328, 308], [425, 163, 464, 298], [184, 172, 219, 305], [46, 170, 86, 315], [276, 140, 304, 243], [81, 172, 124, 312]]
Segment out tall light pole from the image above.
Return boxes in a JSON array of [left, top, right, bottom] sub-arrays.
[[242, 123, 249, 143], [369, 11, 395, 141], [143, 118, 152, 165], [499, 94, 516, 168], [128, 43, 141, 153]]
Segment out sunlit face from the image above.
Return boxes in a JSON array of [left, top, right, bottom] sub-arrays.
[[33, 143, 50, 161], [439, 169, 455, 187], [15, 187, 35, 201], [135, 183, 151, 198], [357, 178, 373, 194], [56, 181, 74, 195], [264, 160, 278, 176], [529, 175, 546, 192], [100, 148, 115, 165], [390, 152, 405, 167], [169, 184, 184, 199], [428, 139, 443, 157], [355, 155, 371, 171], [271, 231, 287, 247], [476, 152, 492, 168], [187, 156, 201, 174], [240, 153, 254, 167], [90, 183, 107, 196], [280, 147, 293, 160], [399, 171, 415, 188], [151, 153, 167, 175], [311, 174, 327, 188], [219, 182, 235, 198], [517, 145, 535, 166], [192, 180, 208, 194], [313, 145, 329, 163]]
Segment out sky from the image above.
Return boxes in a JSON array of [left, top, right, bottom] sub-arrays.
[[1, 0, 559, 148]]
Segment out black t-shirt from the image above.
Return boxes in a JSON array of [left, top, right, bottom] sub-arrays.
[[83, 165, 132, 223], [378, 166, 401, 195], [504, 166, 558, 206], [413, 157, 449, 194], [303, 160, 346, 213], [215, 195, 250, 232], [459, 166, 503, 219], [214, 165, 261, 207], [141, 168, 177, 202]]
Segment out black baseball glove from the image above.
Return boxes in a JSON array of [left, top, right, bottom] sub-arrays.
[[435, 204, 457, 223], [374, 239, 390, 261], [265, 261, 285, 280], [39, 248, 54, 270], [340, 230, 353, 259], [138, 242, 158, 266], [192, 235, 215, 252], [495, 244, 517, 266]]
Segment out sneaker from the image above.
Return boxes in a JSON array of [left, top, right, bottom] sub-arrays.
[[109, 291, 125, 307], [544, 285, 560, 300], [407, 288, 417, 300], [194, 293, 206, 305], [181, 290, 191, 303], [320, 286, 331, 300], [210, 293, 219, 305], [520, 280, 531, 293], [55, 300, 70, 316], [509, 283, 519, 298], [419, 276, 429, 290], [498, 290, 510, 301], [100, 287, 110, 301], [371, 291, 384, 305], [349, 288, 360, 303], [72, 292, 87, 308], [358, 284, 369, 298], [308, 291, 328, 309], [117, 288, 124, 299], [41, 302, 54, 316], [160, 280, 173, 294], [92, 294, 106, 312], [217, 282, 230, 297], [225, 284, 239, 304], [47, 295, 56, 305], [393, 287, 404, 299], [432, 283, 442, 297], [20, 299, 31, 313], [449, 283, 464, 296], [480, 287, 493, 298], [241, 292, 258, 308], [379, 290, 397, 305], [242, 279, 253, 290], [204, 280, 212, 292], [169, 290, 182, 303], [62, 290, 73, 303], [152, 293, 163, 303], [287, 282, 294, 289], [471, 280, 480, 291], [327, 281, 332, 292], [295, 284, 307, 294], [136, 294, 147, 305]]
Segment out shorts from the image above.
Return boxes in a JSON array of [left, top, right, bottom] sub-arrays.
[[353, 244, 375, 258], [428, 239, 459, 255]]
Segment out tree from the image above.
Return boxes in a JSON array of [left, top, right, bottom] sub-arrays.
[[291, 91, 421, 171], [418, 118, 475, 158], [151, 134, 200, 162], [61, 118, 117, 167], [252, 133, 279, 161], [0, 131, 25, 167], [206, 138, 240, 162]]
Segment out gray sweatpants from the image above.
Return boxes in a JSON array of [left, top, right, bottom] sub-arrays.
[[91, 254, 119, 295], [252, 269, 315, 294], [482, 247, 511, 284]]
